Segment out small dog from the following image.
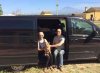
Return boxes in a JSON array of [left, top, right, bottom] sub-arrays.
[[44, 40, 53, 68], [44, 40, 51, 56]]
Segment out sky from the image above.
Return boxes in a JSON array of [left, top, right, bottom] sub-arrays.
[[0, 0, 100, 14]]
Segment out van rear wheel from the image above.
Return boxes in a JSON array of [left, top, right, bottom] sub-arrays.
[[11, 65, 25, 71]]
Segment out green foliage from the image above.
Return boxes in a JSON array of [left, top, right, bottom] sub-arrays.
[[0, 4, 3, 15]]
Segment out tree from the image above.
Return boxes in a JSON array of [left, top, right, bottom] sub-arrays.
[[0, 4, 3, 15]]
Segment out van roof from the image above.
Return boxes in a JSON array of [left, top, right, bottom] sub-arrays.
[[0, 15, 69, 18], [0, 15, 84, 20]]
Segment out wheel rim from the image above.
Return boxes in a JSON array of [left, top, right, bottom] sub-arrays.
[[11, 65, 25, 71]]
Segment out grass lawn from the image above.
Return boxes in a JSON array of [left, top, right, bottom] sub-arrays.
[[0, 63, 100, 73], [94, 21, 100, 27]]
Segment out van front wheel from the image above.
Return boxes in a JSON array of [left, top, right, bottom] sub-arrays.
[[11, 65, 25, 71]]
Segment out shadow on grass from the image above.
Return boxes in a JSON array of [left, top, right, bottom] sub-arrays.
[[0, 64, 44, 73]]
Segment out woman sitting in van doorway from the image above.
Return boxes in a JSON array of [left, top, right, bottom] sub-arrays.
[[38, 31, 53, 71], [50, 28, 65, 71]]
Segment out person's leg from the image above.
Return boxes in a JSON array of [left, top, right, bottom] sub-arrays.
[[38, 51, 41, 65], [59, 50, 65, 67], [45, 54, 50, 68], [45, 53, 53, 69], [48, 53, 53, 66], [38, 51, 45, 66], [49, 53, 54, 71], [51, 48, 55, 65], [54, 49, 59, 66]]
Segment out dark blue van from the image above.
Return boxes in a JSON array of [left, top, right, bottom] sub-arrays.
[[0, 15, 99, 71]]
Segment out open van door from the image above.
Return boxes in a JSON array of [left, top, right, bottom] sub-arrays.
[[37, 16, 69, 61]]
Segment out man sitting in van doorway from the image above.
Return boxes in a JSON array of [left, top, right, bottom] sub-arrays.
[[50, 28, 65, 71]]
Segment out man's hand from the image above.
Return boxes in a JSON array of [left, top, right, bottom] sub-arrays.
[[50, 45, 56, 48]]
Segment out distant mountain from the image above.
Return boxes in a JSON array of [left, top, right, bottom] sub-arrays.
[[53, 7, 83, 15]]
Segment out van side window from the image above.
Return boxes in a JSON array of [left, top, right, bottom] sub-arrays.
[[0, 20, 35, 45], [59, 19, 66, 32], [71, 18, 93, 35], [0, 20, 34, 30]]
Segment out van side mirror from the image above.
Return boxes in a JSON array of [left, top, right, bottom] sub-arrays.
[[93, 26, 99, 35]]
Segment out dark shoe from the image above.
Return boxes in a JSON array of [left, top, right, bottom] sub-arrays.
[[57, 66, 63, 72], [52, 65, 57, 68]]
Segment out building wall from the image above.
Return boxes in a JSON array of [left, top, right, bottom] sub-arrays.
[[95, 12, 100, 21], [83, 12, 94, 20], [83, 11, 100, 21], [41, 13, 52, 15]]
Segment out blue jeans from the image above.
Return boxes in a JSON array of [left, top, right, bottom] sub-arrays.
[[54, 49, 65, 67]]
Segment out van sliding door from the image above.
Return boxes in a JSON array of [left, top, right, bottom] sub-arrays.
[[0, 17, 38, 65]]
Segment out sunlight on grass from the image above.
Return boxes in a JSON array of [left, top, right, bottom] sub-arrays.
[[0, 63, 99, 73]]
